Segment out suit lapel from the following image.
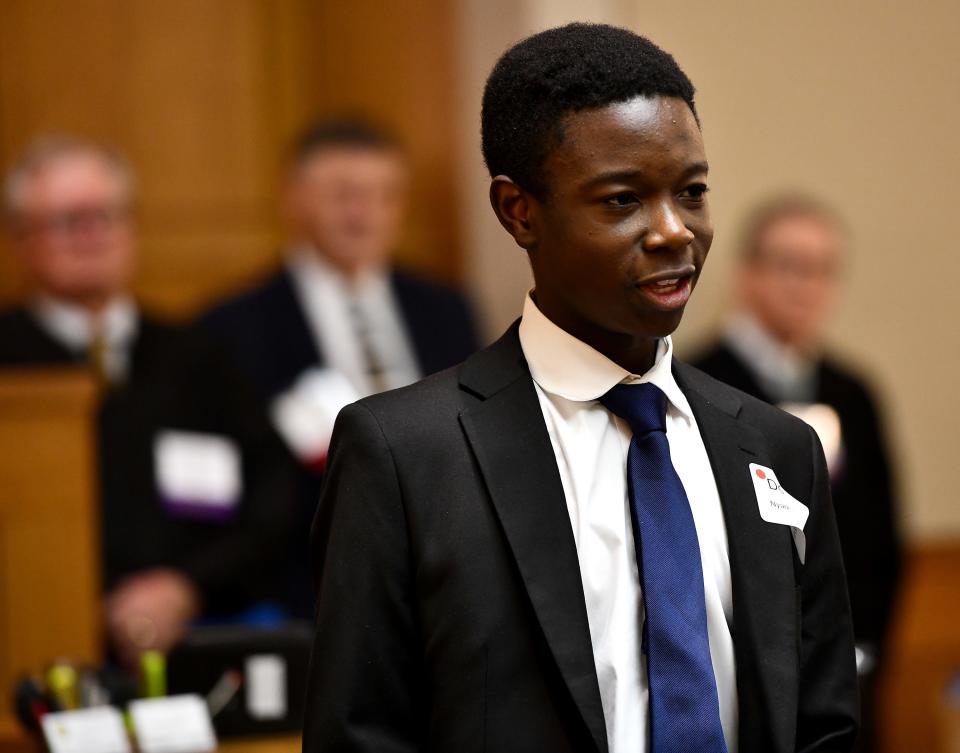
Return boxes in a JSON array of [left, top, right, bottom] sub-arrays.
[[390, 272, 430, 373], [675, 363, 798, 753], [458, 327, 608, 753], [274, 268, 325, 372]]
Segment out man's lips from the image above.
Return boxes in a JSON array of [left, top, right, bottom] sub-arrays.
[[634, 267, 696, 311], [635, 266, 697, 287]]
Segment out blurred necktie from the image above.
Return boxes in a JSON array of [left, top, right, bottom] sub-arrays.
[[87, 328, 111, 384], [600, 382, 727, 753], [347, 298, 387, 394]]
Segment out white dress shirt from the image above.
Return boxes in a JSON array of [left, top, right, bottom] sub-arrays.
[[518, 294, 738, 753], [724, 311, 817, 403], [286, 249, 421, 397], [30, 294, 138, 381]]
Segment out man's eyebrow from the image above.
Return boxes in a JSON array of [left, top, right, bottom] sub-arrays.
[[580, 161, 710, 190]]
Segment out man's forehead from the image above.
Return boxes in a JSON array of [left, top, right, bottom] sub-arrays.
[[760, 214, 844, 250], [24, 154, 124, 204], [559, 95, 697, 136], [299, 146, 405, 175], [544, 95, 706, 183]]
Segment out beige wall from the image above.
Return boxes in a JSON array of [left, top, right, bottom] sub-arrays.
[[456, 1, 960, 540]]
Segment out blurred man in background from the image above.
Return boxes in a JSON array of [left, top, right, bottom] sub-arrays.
[[692, 195, 900, 752], [0, 136, 298, 667], [201, 118, 479, 616]]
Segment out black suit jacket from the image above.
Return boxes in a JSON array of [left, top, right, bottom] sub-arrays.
[[691, 343, 901, 651], [304, 325, 858, 753], [0, 306, 298, 615], [199, 266, 481, 403], [199, 265, 480, 616]]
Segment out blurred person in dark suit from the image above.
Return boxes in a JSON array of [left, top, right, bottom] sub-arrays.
[[692, 195, 900, 752], [0, 136, 298, 667], [200, 118, 479, 616]]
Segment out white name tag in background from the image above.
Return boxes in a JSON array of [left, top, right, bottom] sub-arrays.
[[245, 653, 287, 720], [129, 694, 216, 753], [42, 707, 131, 753], [779, 402, 844, 480], [270, 367, 359, 463], [154, 430, 242, 513], [749, 462, 809, 563]]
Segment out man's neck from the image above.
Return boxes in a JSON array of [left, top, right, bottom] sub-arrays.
[[529, 291, 658, 376], [288, 246, 384, 292]]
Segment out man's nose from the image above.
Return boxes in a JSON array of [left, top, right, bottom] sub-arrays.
[[642, 199, 695, 252]]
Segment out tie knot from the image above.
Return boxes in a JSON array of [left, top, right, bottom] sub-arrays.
[[600, 382, 668, 435]]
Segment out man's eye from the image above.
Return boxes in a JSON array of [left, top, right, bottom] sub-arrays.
[[681, 183, 710, 201], [604, 193, 638, 207]]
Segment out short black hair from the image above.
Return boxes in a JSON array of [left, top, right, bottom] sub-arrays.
[[481, 23, 697, 198], [291, 117, 400, 167]]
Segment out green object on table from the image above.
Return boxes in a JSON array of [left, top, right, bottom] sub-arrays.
[[140, 650, 167, 698], [47, 662, 80, 709]]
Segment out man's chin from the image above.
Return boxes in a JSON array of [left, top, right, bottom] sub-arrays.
[[53, 282, 121, 308], [319, 248, 385, 274]]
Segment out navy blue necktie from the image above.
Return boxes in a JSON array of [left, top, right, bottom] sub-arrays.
[[600, 382, 727, 753]]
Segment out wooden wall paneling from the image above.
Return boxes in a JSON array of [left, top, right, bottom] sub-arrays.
[[308, 0, 461, 282], [0, 0, 298, 316], [116, 0, 285, 315], [0, 0, 127, 305], [0, 4, 13, 306], [0, 0, 461, 314], [877, 545, 960, 753]]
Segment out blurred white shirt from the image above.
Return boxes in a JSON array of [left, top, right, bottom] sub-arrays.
[[30, 294, 138, 381], [724, 311, 817, 403], [286, 249, 420, 396], [272, 250, 421, 463]]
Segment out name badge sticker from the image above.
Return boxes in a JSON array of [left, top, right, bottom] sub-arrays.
[[42, 707, 131, 753], [270, 367, 359, 467], [749, 463, 809, 564], [154, 431, 243, 522], [129, 694, 216, 753]]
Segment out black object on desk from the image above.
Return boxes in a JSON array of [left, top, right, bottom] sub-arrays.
[[167, 622, 312, 737]]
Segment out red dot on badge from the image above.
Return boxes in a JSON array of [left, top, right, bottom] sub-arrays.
[[755, 469, 766, 479]]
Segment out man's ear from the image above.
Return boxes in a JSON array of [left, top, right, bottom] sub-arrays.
[[489, 175, 538, 250]]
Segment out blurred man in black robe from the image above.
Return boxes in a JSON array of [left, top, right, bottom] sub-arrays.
[[0, 136, 298, 666], [692, 196, 901, 752]]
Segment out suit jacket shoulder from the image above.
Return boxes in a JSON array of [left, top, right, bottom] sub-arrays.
[[198, 267, 319, 399], [0, 305, 78, 366], [688, 341, 769, 400], [391, 268, 481, 376], [675, 360, 824, 460]]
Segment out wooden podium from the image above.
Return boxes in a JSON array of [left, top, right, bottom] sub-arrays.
[[0, 369, 101, 748]]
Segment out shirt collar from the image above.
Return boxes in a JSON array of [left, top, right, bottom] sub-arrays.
[[30, 294, 138, 352], [723, 310, 817, 401], [518, 292, 693, 419]]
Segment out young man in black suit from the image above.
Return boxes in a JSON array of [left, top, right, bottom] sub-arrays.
[[200, 120, 479, 616], [304, 24, 858, 753], [692, 197, 899, 752], [0, 137, 298, 667]]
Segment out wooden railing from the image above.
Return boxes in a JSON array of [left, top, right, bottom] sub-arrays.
[[0, 370, 101, 749]]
